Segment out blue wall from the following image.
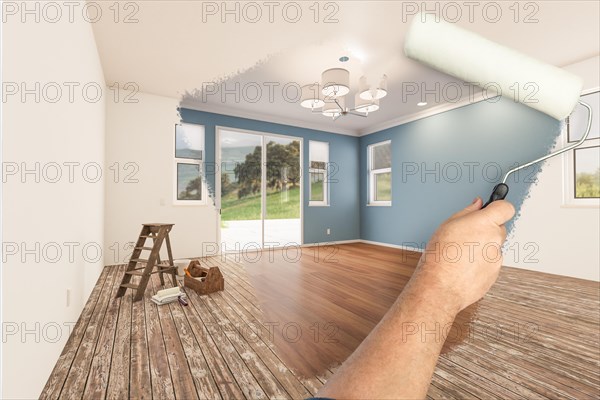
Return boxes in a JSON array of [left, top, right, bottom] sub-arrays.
[[359, 97, 561, 247], [179, 108, 361, 244]]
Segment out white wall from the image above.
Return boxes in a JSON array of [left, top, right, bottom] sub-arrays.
[[105, 91, 218, 263], [508, 56, 600, 281], [2, 3, 106, 398]]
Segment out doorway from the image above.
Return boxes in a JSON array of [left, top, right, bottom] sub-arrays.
[[216, 127, 302, 251]]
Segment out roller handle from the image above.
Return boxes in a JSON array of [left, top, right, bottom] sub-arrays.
[[482, 183, 509, 208]]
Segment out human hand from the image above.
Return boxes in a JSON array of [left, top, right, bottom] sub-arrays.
[[411, 197, 516, 313]]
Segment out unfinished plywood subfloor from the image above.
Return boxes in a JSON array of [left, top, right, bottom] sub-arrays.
[[41, 243, 600, 399]]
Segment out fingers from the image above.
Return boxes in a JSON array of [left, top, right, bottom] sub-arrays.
[[450, 197, 483, 220], [480, 200, 516, 226]]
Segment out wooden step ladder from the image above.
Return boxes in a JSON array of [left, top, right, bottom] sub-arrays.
[[116, 223, 178, 302]]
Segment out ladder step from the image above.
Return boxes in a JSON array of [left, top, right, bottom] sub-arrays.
[[120, 283, 139, 290], [125, 270, 144, 276], [130, 258, 149, 263], [140, 235, 156, 239], [153, 266, 177, 273], [135, 246, 153, 251]]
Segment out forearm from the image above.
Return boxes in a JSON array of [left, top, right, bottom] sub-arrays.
[[317, 199, 514, 399], [317, 269, 459, 399]]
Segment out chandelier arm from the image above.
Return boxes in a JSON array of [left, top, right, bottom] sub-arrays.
[[334, 98, 344, 112], [346, 111, 368, 118]]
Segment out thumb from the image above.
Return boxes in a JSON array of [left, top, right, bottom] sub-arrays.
[[449, 197, 483, 220], [479, 200, 516, 226]]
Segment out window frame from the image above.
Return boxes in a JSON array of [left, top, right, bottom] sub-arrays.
[[562, 89, 600, 208], [174, 123, 207, 206], [368, 140, 392, 206], [308, 140, 330, 207]]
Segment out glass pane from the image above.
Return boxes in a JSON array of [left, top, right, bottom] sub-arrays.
[[310, 172, 325, 202], [372, 142, 391, 170], [309, 141, 329, 163], [177, 163, 201, 200], [569, 91, 599, 142], [265, 136, 301, 246], [220, 130, 262, 250], [176, 123, 203, 159], [375, 172, 392, 202], [310, 161, 327, 170], [574, 146, 600, 198]]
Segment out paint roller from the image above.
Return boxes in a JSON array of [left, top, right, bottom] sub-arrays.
[[404, 14, 593, 207]]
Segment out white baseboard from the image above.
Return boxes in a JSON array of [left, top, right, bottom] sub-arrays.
[[105, 239, 423, 267], [303, 238, 425, 253], [301, 239, 362, 247], [357, 239, 424, 253]]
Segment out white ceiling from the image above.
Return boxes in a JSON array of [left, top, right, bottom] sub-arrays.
[[91, 1, 600, 136]]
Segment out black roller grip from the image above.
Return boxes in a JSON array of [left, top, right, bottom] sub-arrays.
[[482, 183, 509, 208]]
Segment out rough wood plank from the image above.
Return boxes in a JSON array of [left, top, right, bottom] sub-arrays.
[[217, 287, 325, 393], [178, 290, 246, 399], [106, 268, 133, 400], [202, 294, 288, 398], [39, 266, 110, 400], [143, 275, 176, 399], [203, 293, 296, 398], [41, 244, 600, 400], [211, 261, 327, 393], [149, 274, 199, 400], [211, 291, 312, 398], [188, 290, 267, 399], [167, 291, 222, 399], [59, 266, 119, 399], [129, 275, 152, 400], [83, 264, 123, 399], [441, 349, 547, 399]]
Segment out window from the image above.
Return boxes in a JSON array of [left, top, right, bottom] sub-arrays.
[[563, 91, 599, 207], [309, 141, 329, 206], [174, 123, 206, 205], [368, 140, 392, 206]]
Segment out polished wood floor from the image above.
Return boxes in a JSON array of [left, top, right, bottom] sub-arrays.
[[41, 243, 600, 399]]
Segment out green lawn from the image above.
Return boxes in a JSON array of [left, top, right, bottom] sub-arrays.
[[375, 172, 392, 201], [310, 180, 324, 201], [576, 171, 600, 198], [221, 186, 300, 222]]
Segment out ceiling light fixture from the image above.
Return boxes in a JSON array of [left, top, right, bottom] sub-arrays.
[[300, 83, 325, 110], [417, 101, 427, 106], [355, 93, 379, 115], [301, 67, 388, 121], [321, 68, 350, 98], [359, 75, 388, 100]]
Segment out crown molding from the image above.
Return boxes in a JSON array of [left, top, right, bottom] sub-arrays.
[[357, 92, 489, 136], [179, 99, 360, 137]]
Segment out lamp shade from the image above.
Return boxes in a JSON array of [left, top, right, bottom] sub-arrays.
[[322, 68, 350, 98], [300, 84, 325, 109], [322, 97, 346, 117], [355, 93, 379, 113], [359, 74, 388, 100]]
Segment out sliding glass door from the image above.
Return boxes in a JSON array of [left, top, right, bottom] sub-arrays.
[[217, 128, 301, 251], [265, 136, 301, 245]]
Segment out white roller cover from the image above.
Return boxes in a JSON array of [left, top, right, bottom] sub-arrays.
[[404, 14, 583, 121]]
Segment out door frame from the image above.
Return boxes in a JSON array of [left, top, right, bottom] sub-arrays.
[[215, 126, 304, 251]]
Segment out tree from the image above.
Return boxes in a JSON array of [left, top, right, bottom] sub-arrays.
[[576, 167, 600, 198], [221, 172, 235, 197], [234, 145, 261, 199], [179, 177, 201, 200], [234, 140, 301, 198]]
